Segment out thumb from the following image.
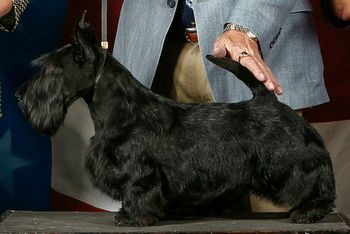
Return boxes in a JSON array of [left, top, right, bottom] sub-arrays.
[[212, 44, 227, 58]]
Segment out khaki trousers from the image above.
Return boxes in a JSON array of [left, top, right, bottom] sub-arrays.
[[170, 43, 214, 103], [152, 39, 288, 213]]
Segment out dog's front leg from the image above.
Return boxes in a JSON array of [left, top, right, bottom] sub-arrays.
[[114, 165, 166, 226]]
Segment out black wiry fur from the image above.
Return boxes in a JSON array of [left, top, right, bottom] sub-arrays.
[[16, 14, 336, 226]]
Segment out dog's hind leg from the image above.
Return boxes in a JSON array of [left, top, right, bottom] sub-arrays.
[[289, 164, 336, 223], [115, 160, 167, 227], [289, 191, 335, 224]]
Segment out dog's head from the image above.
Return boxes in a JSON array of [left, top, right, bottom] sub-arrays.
[[16, 12, 102, 135]]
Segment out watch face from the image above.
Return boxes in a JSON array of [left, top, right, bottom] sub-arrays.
[[247, 31, 257, 39]]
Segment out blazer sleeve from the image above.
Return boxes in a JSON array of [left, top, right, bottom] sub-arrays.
[[320, 0, 350, 29], [224, 0, 305, 56], [0, 0, 29, 32]]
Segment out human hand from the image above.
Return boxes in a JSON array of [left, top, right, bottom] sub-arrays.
[[212, 30, 283, 95], [0, 0, 13, 17], [331, 0, 350, 21]]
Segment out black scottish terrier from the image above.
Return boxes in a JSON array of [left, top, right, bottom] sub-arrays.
[[16, 14, 336, 226]]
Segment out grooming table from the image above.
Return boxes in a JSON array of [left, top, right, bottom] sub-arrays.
[[1, 210, 349, 233]]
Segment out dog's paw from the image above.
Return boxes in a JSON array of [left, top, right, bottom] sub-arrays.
[[290, 209, 326, 224], [114, 210, 158, 226], [114, 210, 130, 226], [133, 215, 158, 226], [291, 213, 314, 224]]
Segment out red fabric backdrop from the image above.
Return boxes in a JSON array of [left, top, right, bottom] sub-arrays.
[[59, 0, 123, 52], [304, 0, 350, 122]]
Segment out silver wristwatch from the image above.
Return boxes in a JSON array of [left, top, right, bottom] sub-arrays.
[[223, 23, 258, 43]]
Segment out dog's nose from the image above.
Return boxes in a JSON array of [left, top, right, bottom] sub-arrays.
[[15, 89, 22, 100], [15, 83, 28, 100]]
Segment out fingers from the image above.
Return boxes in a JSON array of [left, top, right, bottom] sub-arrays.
[[212, 31, 283, 95], [240, 55, 283, 95], [0, 0, 13, 17]]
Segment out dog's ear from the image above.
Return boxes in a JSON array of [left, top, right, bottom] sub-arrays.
[[31, 52, 51, 67], [73, 10, 99, 60]]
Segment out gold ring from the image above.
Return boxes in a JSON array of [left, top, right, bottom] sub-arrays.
[[238, 51, 250, 63]]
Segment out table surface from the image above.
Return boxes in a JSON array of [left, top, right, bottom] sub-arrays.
[[1, 210, 350, 233]]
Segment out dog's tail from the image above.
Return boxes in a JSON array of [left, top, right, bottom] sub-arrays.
[[206, 55, 272, 98]]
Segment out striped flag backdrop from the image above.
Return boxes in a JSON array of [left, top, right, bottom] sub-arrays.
[[1, 0, 349, 218]]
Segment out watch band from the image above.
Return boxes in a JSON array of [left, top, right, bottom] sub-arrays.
[[223, 22, 263, 58], [223, 23, 258, 43]]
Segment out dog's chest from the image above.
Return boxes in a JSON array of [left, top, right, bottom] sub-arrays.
[[84, 141, 131, 199]]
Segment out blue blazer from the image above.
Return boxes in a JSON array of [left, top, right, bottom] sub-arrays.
[[113, 0, 329, 109]]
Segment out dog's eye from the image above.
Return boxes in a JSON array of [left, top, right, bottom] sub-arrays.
[[72, 45, 85, 67]]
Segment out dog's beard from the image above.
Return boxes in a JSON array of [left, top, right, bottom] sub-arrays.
[[17, 73, 67, 136]]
